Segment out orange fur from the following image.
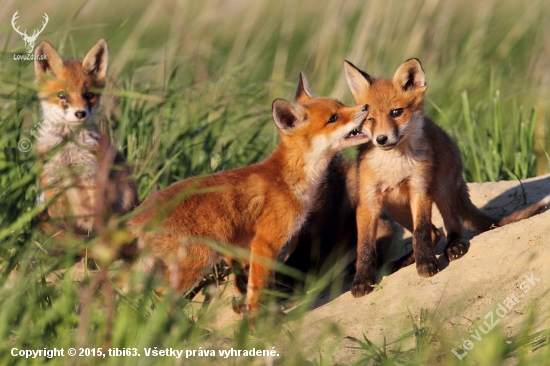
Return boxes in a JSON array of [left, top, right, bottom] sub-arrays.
[[128, 73, 371, 315], [344, 59, 550, 297]]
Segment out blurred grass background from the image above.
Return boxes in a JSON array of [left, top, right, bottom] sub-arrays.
[[1, 0, 550, 364]]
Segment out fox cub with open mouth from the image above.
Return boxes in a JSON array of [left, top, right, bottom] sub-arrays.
[[127, 73, 370, 315]]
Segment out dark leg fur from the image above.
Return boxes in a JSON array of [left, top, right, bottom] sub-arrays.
[[231, 260, 249, 314], [413, 215, 439, 277], [351, 201, 380, 297]]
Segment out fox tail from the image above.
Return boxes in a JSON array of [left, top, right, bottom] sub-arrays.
[[457, 183, 550, 232]]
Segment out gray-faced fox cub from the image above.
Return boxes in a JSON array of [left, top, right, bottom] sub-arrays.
[[344, 59, 550, 297], [34, 39, 138, 250]]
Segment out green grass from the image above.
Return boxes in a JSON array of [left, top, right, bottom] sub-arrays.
[[346, 307, 550, 366], [1, 0, 550, 365]]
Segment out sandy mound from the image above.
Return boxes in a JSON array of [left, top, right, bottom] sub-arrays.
[[206, 174, 550, 363], [290, 174, 550, 363]]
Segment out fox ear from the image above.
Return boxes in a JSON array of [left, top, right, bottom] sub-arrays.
[[35, 41, 63, 76], [393, 58, 427, 92], [344, 60, 372, 104], [82, 39, 108, 80], [272, 99, 306, 132], [295, 72, 315, 103]]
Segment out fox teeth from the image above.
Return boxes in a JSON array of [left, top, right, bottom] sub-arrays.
[[346, 124, 365, 138]]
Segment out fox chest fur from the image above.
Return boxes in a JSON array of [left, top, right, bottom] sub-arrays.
[[37, 126, 101, 232], [33, 38, 139, 242], [361, 135, 431, 198]]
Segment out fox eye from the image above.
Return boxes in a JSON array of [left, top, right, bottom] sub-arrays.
[[57, 91, 68, 99], [390, 108, 403, 118], [327, 114, 339, 124], [84, 92, 95, 100]]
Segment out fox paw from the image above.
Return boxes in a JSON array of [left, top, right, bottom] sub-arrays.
[[351, 280, 375, 298], [231, 296, 247, 314], [416, 258, 439, 278], [445, 240, 467, 261]]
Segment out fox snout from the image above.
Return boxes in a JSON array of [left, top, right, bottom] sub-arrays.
[[376, 135, 388, 145], [75, 110, 87, 120], [368, 123, 400, 149], [373, 131, 400, 149], [62, 102, 92, 123]]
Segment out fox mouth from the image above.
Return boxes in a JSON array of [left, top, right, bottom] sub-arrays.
[[379, 143, 397, 150], [345, 124, 368, 140], [377, 135, 403, 150]]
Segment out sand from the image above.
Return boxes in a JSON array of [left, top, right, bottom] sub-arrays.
[[204, 174, 550, 363]]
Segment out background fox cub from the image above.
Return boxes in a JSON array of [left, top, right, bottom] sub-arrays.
[[344, 59, 550, 298], [127, 73, 370, 315], [34, 39, 138, 247]]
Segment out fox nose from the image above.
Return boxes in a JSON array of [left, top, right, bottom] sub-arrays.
[[376, 135, 388, 145], [75, 111, 87, 120]]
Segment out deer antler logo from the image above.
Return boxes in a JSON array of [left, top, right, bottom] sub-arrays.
[[11, 11, 49, 54]]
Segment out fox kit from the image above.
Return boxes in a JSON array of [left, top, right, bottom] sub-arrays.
[[34, 40, 138, 244], [127, 73, 370, 314], [343, 59, 550, 297]]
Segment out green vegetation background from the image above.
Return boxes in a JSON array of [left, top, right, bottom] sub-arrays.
[[0, 0, 549, 365]]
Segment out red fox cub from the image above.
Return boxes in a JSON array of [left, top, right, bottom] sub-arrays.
[[34, 40, 138, 245], [343, 59, 550, 298], [127, 73, 370, 314]]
